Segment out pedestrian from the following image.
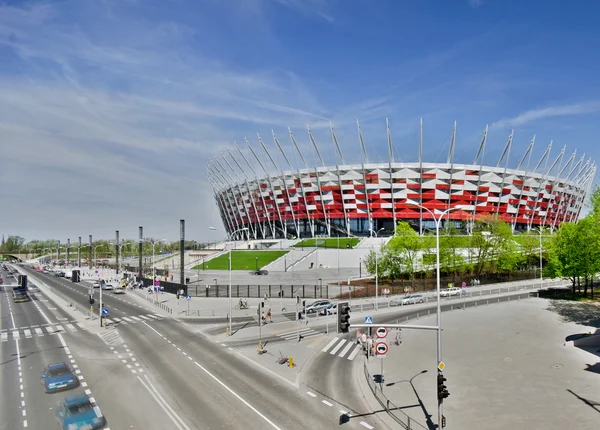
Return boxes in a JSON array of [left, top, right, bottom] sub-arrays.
[[361, 332, 367, 347], [366, 336, 373, 357], [267, 308, 272, 323]]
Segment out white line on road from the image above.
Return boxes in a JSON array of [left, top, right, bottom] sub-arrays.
[[347, 345, 361, 361], [321, 400, 333, 407], [321, 337, 339, 353], [137, 375, 191, 430], [330, 339, 347, 355], [360, 421, 374, 429], [306, 392, 317, 398], [338, 341, 354, 358]]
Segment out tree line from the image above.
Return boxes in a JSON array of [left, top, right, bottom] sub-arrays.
[[362, 186, 600, 299]]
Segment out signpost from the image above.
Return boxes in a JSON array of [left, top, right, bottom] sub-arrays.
[[376, 326, 388, 339], [375, 341, 388, 357], [186, 295, 191, 315]]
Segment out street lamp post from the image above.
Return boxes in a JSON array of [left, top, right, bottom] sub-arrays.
[[145, 239, 167, 304], [537, 226, 543, 289], [210, 226, 248, 335], [369, 228, 385, 310], [407, 202, 463, 429]]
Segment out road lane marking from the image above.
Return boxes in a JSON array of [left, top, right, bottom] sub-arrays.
[[330, 339, 347, 355], [137, 375, 190, 430], [34, 328, 44, 337], [321, 337, 339, 353], [0, 332, 7, 342], [121, 316, 133, 322], [338, 341, 354, 358], [321, 400, 333, 407], [66, 324, 77, 332], [347, 345, 361, 361], [360, 422, 374, 429], [45, 326, 55, 334], [307, 392, 317, 397]]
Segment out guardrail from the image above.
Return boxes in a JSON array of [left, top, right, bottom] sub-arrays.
[[137, 291, 173, 314], [363, 361, 428, 430]]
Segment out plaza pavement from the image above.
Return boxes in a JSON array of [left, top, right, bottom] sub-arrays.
[[364, 297, 600, 430]]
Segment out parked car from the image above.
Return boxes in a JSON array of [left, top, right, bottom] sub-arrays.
[[305, 300, 332, 314], [41, 363, 78, 393], [55, 395, 106, 430], [440, 287, 461, 297]]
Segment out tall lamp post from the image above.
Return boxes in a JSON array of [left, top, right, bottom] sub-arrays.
[[145, 239, 167, 304], [536, 226, 544, 289], [408, 202, 463, 429], [369, 228, 385, 310], [210, 226, 249, 335]]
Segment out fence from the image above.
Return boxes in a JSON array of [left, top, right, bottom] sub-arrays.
[[363, 361, 427, 430], [184, 283, 330, 299]]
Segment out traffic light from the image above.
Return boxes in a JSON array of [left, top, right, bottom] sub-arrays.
[[437, 371, 449, 403], [337, 301, 350, 333]]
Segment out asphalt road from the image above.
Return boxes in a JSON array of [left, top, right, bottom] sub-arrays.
[[18, 266, 373, 429]]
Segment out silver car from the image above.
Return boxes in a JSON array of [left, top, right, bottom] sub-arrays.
[[401, 294, 425, 305]]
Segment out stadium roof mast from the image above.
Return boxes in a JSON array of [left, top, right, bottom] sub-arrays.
[[418, 118, 423, 236], [307, 125, 331, 237], [520, 142, 552, 231], [207, 162, 242, 238], [495, 130, 514, 216], [541, 147, 570, 227], [356, 120, 373, 237], [206, 165, 236, 236], [511, 136, 536, 232], [208, 161, 243, 237], [471, 125, 489, 233], [216, 153, 259, 240], [446, 121, 457, 217], [274, 130, 315, 237], [330, 122, 350, 237], [570, 161, 595, 223], [244, 138, 285, 239], [229, 147, 273, 240], [548, 151, 576, 230], [255, 134, 300, 239], [272, 131, 315, 237], [386, 118, 397, 231], [529, 144, 565, 230], [221, 150, 264, 240], [567, 156, 593, 223]]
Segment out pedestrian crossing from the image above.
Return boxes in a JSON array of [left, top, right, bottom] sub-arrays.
[[277, 327, 323, 341], [0, 314, 164, 341], [321, 337, 363, 361], [103, 314, 163, 326]]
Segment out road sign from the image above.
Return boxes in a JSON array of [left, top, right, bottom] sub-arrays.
[[95, 270, 98, 274], [364, 316, 373, 324], [375, 342, 388, 357], [154, 279, 160, 287], [102, 308, 109, 315], [376, 326, 388, 339], [438, 361, 446, 371], [185, 295, 191, 301], [461, 289, 466, 296]]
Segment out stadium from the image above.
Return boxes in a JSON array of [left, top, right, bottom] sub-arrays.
[[207, 121, 596, 239]]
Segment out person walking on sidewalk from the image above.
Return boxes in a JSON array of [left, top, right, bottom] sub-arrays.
[[267, 308, 272, 323], [366, 336, 373, 358]]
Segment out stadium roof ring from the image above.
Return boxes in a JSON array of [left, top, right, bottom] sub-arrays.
[[207, 121, 596, 240]]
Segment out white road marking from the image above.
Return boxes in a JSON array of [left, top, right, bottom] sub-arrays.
[[34, 328, 44, 337], [321, 337, 339, 353], [322, 400, 333, 407], [121, 316, 133, 322], [347, 345, 362, 361], [45, 326, 55, 334], [360, 422, 374, 429], [65, 324, 77, 332], [137, 375, 191, 430], [338, 341, 354, 358], [330, 339, 347, 355], [1, 332, 7, 342], [307, 392, 317, 397]]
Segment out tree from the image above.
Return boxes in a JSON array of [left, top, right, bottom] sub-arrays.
[[545, 222, 581, 293], [469, 215, 513, 276], [1, 236, 25, 252], [439, 224, 467, 281], [386, 222, 423, 285]]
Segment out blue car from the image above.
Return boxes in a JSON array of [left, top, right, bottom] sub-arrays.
[[41, 363, 78, 393], [56, 395, 106, 430]]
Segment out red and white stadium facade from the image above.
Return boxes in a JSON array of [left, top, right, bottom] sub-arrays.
[[207, 122, 596, 239]]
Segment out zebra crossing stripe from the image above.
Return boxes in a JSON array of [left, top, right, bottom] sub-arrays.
[[137, 315, 151, 320], [152, 314, 162, 319], [145, 314, 160, 320], [13, 331, 20, 340], [280, 327, 313, 337], [76, 323, 86, 330], [1, 332, 7, 342], [112, 318, 122, 323], [338, 341, 354, 358], [24, 329, 32, 338], [330, 339, 347, 355], [66, 324, 77, 332], [34, 328, 44, 337], [45, 326, 55, 334], [121, 317, 133, 322], [55, 325, 64, 332], [322, 337, 339, 353], [130, 316, 142, 321], [347, 345, 361, 361]]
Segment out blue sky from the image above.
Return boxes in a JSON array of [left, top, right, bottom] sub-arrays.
[[1, 0, 599, 241]]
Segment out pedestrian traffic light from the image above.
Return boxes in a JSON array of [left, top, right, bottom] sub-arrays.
[[337, 301, 350, 333], [437, 371, 449, 403]]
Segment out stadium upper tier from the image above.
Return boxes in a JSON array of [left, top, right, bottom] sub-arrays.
[[207, 122, 596, 239]]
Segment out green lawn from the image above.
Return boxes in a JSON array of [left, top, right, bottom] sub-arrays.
[[294, 238, 360, 249], [191, 250, 288, 271]]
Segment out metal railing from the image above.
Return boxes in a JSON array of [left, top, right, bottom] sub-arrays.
[[363, 361, 428, 429]]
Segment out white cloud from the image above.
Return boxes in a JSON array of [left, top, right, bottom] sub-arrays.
[[491, 102, 600, 129], [272, 0, 335, 22]]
